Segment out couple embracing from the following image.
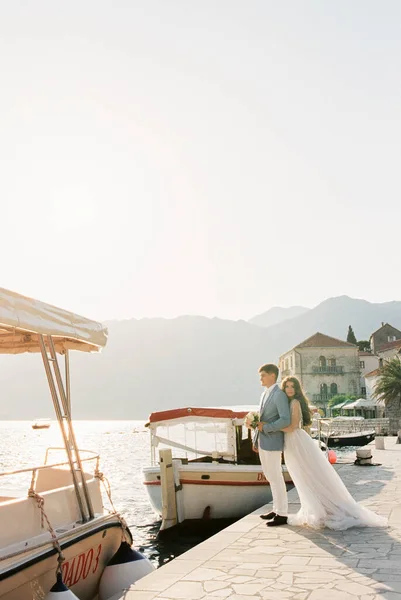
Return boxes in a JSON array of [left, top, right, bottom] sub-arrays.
[[247, 363, 387, 530]]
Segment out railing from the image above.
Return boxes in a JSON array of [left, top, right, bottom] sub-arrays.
[[0, 448, 100, 491], [315, 417, 390, 436], [312, 366, 344, 374], [312, 394, 336, 403]]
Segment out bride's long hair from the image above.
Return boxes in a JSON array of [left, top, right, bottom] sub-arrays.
[[281, 376, 312, 426]]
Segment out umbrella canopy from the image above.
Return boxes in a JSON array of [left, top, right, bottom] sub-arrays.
[[332, 400, 353, 410], [342, 397, 378, 410]]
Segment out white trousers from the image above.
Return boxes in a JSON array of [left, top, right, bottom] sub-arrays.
[[259, 448, 288, 517]]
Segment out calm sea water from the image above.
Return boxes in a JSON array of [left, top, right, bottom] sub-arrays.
[[0, 420, 240, 568]]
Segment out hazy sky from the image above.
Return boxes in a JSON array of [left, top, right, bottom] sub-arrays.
[[1, 1, 400, 321]]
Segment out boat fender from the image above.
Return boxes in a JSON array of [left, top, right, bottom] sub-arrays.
[[328, 450, 337, 464], [98, 541, 155, 600], [44, 572, 80, 599]]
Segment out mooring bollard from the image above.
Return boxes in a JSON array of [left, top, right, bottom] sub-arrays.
[[375, 436, 385, 450], [355, 448, 372, 465]]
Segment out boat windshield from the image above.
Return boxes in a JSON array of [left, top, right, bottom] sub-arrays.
[[150, 417, 238, 463]]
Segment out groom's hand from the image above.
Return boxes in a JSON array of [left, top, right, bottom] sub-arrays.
[[257, 421, 264, 432]]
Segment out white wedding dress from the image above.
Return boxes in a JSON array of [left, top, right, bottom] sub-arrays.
[[284, 400, 387, 530]]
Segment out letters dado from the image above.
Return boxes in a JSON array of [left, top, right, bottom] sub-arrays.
[[62, 543, 102, 587]]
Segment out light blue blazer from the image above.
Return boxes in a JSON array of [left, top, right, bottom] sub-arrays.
[[253, 385, 291, 451]]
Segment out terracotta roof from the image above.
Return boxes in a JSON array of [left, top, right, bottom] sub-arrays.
[[365, 368, 381, 378], [377, 339, 401, 352], [295, 332, 356, 349]]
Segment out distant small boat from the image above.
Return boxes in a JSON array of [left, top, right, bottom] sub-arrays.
[[31, 418, 51, 430]]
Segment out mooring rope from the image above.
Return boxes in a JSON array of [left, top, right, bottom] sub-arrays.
[[28, 489, 65, 572]]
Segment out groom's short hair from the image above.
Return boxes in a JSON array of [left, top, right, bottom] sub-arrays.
[[259, 363, 279, 380]]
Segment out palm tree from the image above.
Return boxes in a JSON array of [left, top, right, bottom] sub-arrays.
[[373, 356, 401, 439]]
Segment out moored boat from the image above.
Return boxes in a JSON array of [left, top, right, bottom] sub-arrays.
[[31, 418, 51, 429], [326, 431, 375, 448], [142, 406, 292, 531], [0, 287, 152, 599], [311, 415, 376, 448]]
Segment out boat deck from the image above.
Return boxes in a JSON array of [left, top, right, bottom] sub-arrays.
[[121, 438, 401, 599]]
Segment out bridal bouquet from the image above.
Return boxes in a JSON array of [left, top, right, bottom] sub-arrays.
[[245, 411, 260, 430]]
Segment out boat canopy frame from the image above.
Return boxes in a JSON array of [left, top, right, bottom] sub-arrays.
[[0, 287, 108, 524], [147, 407, 258, 465]]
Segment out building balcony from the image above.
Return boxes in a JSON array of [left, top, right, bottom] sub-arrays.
[[312, 394, 337, 404], [312, 366, 344, 374]]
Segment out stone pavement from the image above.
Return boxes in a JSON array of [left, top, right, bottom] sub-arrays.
[[121, 438, 401, 600]]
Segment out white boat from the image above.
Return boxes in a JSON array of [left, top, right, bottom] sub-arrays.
[[31, 418, 51, 430], [0, 287, 152, 600], [142, 406, 292, 532]]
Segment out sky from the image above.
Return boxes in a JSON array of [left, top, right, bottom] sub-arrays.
[[1, 1, 400, 322]]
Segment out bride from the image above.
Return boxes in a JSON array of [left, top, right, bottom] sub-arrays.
[[281, 376, 387, 530]]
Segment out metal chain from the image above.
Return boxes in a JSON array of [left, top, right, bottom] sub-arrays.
[[28, 489, 65, 572]]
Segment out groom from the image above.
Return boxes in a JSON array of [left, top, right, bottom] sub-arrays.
[[253, 363, 291, 527]]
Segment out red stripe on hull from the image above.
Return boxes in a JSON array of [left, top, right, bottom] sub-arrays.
[[143, 479, 293, 486], [180, 479, 272, 486]]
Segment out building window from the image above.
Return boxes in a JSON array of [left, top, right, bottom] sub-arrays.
[[330, 383, 338, 395], [320, 383, 328, 399], [329, 358, 336, 367], [290, 355, 293, 368], [388, 335, 397, 342], [319, 356, 326, 368], [285, 359, 289, 371], [361, 387, 366, 396], [360, 361, 365, 368]]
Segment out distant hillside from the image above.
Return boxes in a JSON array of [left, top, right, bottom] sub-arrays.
[[249, 306, 310, 327], [260, 296, 401, 350], [1, 296, 401, 419], [0, 317, 273, 420]]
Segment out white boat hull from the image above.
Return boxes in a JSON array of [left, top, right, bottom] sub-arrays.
[[143, 463, 292, 524], [0, 515, 124, 600]]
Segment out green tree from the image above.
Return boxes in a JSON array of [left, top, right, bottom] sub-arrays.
[[328, 394, 356, 408], [373, 357, 401, 407], [373, 357, 401, 440], [347, 325, 357, 345], [357, 340, 371, 352]]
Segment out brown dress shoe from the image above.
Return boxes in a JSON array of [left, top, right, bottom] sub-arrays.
[[260, 511, 276, 520], [267, 515, 288, 527]]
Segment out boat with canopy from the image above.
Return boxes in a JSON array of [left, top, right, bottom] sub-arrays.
[[142, 406, 292, 531], [0, 287, 148, 600]]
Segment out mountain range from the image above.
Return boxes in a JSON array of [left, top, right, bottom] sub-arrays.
[[2, 295, 401, 419]]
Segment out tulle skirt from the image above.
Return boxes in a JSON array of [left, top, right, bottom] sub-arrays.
[[284, 429, 387, 530]]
